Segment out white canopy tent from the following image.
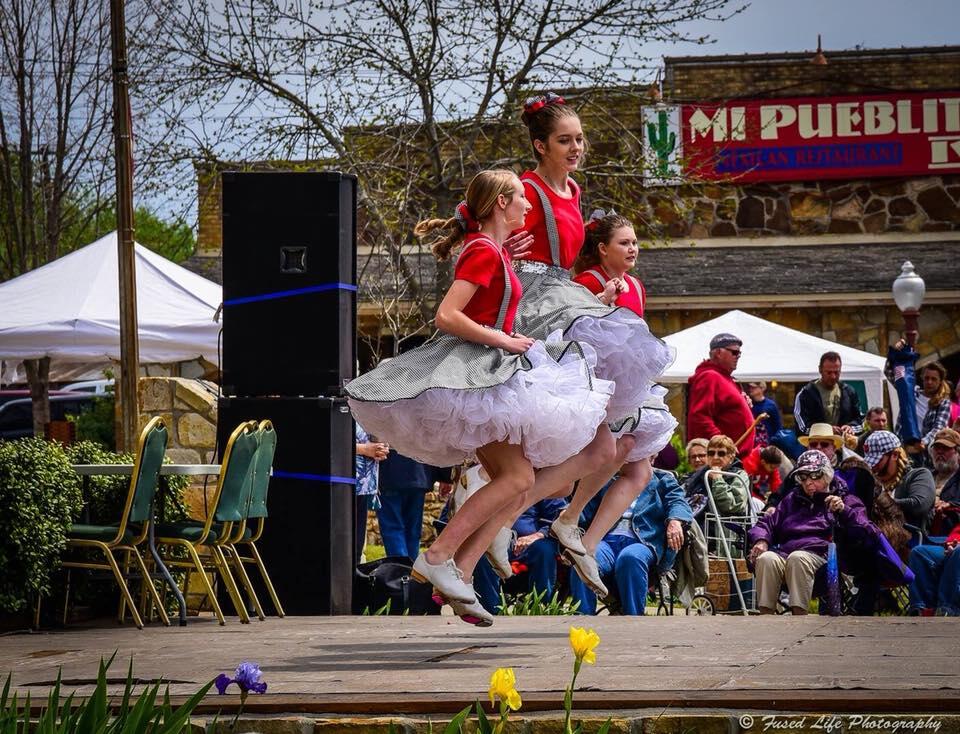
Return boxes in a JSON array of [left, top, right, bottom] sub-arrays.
[[660, 310, 897, 421], [0, 231, 222, 383]]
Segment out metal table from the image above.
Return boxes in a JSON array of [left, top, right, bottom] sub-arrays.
[[72, 463, 220, 626]]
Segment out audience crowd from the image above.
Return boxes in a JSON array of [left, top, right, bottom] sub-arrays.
[[356, 332, 960, 617]]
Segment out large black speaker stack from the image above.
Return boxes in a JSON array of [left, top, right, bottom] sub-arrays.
[[220, 171, 357, 615]]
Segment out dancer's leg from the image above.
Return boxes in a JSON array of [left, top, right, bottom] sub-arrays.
[[425, 441, 533, 566], [556, 435, 636, 529], [523, 424, 618, 508], [580, 458, 653, 553], [452, 443, 532, 578]]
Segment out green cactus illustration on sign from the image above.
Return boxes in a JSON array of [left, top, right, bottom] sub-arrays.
[[647, 110, 677, 177]]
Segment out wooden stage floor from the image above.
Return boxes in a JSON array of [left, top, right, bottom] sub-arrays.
[[1, 615, 959, 719]]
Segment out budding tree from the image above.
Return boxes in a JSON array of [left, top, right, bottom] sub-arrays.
[[138, 0, 742, 356]]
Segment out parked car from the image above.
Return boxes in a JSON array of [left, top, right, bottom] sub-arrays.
[[0, 389, 73, 409], [0, 393, 108, 441], [61, 379, 115, 395]]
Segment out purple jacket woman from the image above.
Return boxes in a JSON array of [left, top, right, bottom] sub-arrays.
[[748, 475, 879, 562]]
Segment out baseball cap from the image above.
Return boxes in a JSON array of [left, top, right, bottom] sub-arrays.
[[710, 333, 742, 351], [932, 427, 960, 449]]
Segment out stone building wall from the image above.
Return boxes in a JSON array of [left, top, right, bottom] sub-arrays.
[[635, 175, 960, 241], [138, 377, 219, 519]]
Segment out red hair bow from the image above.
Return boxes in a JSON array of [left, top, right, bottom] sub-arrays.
[[523, 92, 566, 115], [455, 201, 480, 232]]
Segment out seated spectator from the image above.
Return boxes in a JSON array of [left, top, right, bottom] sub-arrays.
[[857, 407, 888, 453], [569, 466, 693, 615], [742, 445, 784, 512], [681, 438, 709, 482], [863, 431, 936, 535], [931, 428, 960, 536], [748, 450, 880, 615], [772, 423, 875, 513], [746, 381, 783, 449], [908, 524, 960, 616], [930, 427, 960, 495], [704, 435, 750, 517]]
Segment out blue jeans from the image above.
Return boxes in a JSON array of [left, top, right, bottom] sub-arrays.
[[376, 489, 427, 560], [569, 535, 655, 615], [908, 544, 960, 615], [473, 557, 502, 614]]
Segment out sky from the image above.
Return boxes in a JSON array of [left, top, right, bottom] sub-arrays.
[[639, 0, 959, 59], [141, 0, 960, 224]]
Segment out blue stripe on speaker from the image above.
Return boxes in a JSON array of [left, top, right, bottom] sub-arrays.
[[273, 470, 356, 485], [223, 282, 358, 307]]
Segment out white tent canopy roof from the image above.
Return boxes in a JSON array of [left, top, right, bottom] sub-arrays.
[[0, 231, 221, 382], [660, 309, 895, 416]]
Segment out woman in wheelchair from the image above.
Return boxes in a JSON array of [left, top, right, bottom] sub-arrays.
[[568, 465, 693, 615], [748, 450, 881, 615]]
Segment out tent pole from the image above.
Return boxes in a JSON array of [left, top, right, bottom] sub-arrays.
[[110, 0, 139, 451]]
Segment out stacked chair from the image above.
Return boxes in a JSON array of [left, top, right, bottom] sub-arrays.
[[154, 419, 283, 624]]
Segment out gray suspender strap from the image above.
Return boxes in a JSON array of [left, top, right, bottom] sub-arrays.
[[584, 268, 607, 289], [462, 235, 513, 333], [625, 274, 643, 311], [521, 175, 563, 267]]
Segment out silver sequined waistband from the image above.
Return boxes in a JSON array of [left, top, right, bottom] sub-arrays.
[[512, 260, 571, 280]]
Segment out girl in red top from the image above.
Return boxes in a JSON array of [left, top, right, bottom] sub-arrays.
[[346, 170, 612, 626], [502, 94, 675, 597]]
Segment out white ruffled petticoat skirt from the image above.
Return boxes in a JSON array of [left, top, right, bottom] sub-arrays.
[[610, 385, 679, 463], [345, 332, 613, 469], [512, 262, 675, 423]]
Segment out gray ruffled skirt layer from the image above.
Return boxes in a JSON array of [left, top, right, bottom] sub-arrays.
[[345, 332, 613, 469], [512, 265, 675, 423], [610, 385, 679, 463]]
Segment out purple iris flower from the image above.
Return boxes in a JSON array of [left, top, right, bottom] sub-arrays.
[[215, 662, 268, 695]]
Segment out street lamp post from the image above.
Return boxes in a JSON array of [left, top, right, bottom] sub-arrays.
[[892, 261, 925, 348]]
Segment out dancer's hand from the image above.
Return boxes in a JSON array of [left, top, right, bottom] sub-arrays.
[[600, 279, 619, 304], [500, 332, 535, 354], [503, 231, 534, 259]]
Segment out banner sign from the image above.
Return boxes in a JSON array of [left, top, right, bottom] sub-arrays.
[[642, 91, 960, 185]]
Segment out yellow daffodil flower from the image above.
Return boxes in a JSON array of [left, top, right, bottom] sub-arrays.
[[569, 626, 600, 665], [488, 667, 522, 711]]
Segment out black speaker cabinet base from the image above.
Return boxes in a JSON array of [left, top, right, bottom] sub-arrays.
[[217, 396, 354, 615]]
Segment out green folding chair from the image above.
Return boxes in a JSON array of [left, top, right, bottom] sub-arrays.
[[155, 420, 258, 624], [61, 416, 170, 629], [224, 419, 284, 619]]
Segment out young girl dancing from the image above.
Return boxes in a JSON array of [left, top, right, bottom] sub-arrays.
[[506, 94, 675, 596], [345, 169, 612, 625], [560, 210, 678, 583]]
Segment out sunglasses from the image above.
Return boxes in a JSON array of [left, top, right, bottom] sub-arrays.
[[722, 347, 742, 357], [796, 470, 825, 482], [707, 449, 728, 457], [807, 440, 836, 449]]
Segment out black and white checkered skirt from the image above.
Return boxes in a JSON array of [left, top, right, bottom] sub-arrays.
[[512, 262, 675, 423], [345, 332, 613, 468]]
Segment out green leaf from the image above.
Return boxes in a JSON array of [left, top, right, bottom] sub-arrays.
[[596, 717, 613, 734], [442, 704, 472, 734], [474, 701, 492, 734]]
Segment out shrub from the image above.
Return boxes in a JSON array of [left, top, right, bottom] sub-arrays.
[[68, 395, 116, 450], [0, 438, 83, 613]]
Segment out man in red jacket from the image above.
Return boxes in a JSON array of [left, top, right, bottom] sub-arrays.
[[687, 333, 755, 457]]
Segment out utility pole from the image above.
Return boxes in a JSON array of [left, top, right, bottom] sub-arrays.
[[110, 0, 140, 451]]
